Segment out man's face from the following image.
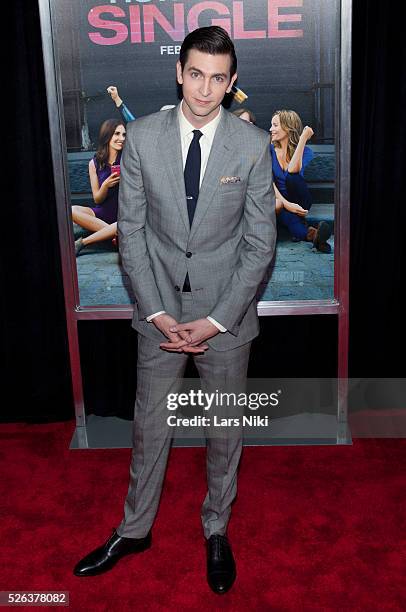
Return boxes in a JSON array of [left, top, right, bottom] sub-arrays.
[[176, 49, 237, 127]]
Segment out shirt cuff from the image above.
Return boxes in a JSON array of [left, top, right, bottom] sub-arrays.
[[207, 316, 227, 333], [146, 311, 166, 322]]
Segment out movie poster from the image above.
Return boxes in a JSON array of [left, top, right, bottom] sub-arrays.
[[50, 0, 338, 307]]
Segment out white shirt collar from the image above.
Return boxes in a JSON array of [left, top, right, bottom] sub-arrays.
[[178, 101, 222, 143]]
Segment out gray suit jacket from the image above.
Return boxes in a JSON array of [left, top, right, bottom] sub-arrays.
[[117, 104, 276, 351]]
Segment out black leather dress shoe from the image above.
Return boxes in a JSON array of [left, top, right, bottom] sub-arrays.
[[206, 534, 236, 594], [73, 529, 151, 577]]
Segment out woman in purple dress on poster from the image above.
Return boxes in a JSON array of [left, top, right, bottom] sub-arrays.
[[72, 119, 126, 256]]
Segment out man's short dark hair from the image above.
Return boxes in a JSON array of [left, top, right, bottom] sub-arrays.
[[179, 26, 237, 79]]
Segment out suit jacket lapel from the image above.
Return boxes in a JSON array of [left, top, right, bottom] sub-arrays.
[[157, 105, 238, 239], [157, 105, 190, 232], [189, 109, 236, 241]]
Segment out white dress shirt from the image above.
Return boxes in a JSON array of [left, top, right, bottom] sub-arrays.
[[147, 101, 227, 333], [178, 100, 223, 187]]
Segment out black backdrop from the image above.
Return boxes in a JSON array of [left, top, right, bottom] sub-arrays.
[[4, 1, 405, 423]]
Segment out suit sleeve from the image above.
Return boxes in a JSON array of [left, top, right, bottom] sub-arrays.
[[208, 137, 276, 334], [117, 122, 164, 319]]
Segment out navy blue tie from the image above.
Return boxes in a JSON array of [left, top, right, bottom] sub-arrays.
[[184, 129, 203, 226], [183, 130, 202, 291]]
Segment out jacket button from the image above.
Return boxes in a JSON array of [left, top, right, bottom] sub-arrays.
[[186, 251, 192, 258], [174, 285, 180, 291]]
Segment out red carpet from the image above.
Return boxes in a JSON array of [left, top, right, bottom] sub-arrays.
[[0, 422, 405, 611]]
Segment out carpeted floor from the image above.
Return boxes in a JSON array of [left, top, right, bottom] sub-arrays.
[[0, 422, 405, 611]]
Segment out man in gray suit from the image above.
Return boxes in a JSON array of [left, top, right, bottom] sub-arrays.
[[74, 26, 276, 593]]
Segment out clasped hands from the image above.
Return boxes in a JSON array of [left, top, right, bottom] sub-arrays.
[[153, 313, 219, 353]]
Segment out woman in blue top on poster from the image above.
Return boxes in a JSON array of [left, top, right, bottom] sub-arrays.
[[270, 109, 332, 253]]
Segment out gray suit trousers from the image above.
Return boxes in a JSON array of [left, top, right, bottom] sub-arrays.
[[116, 293, 251, 540]]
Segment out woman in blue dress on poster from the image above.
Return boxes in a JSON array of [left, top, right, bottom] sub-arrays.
[[270, 109, 332, 253], [73, 119, 126, 256]]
